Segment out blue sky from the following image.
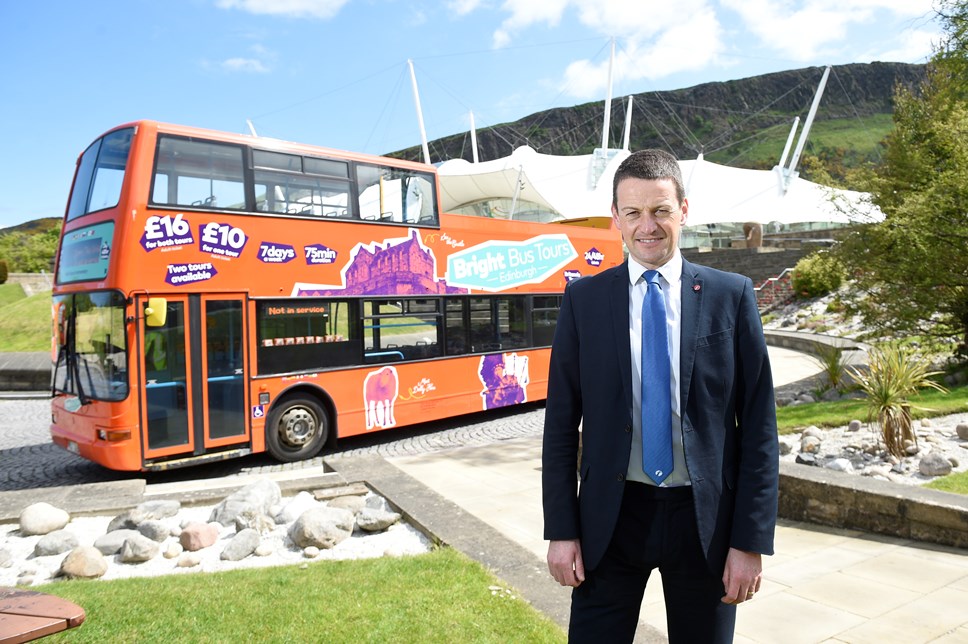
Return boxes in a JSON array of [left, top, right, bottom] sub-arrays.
[[0, 0, 941, 230]]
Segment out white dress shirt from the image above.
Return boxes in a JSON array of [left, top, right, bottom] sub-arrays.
[[626, 252, 690, 487]]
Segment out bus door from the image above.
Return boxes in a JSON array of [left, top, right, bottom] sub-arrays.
[[140, 294, 249, 460]]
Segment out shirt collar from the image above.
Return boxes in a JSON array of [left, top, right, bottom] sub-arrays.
[[627, 251, 682, 287]]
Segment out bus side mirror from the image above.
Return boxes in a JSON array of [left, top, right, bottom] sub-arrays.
[[145, 298, 168, 327]]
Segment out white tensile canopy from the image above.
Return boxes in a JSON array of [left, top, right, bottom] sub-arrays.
[[437, 146, 624, 220], [436, 146, 883, 228], [680, 156, 882, 226]]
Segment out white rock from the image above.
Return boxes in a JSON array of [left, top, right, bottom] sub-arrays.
[[19, 502, 70, 536], [177, 553, 201, 568], [800, 436, 822, 454], [826, 458, 854, 473]]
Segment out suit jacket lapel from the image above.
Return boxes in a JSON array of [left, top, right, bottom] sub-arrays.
[[611, 263, 633, 419], [679, 259, 702, 414]]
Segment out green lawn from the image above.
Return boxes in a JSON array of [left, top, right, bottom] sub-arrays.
[[925, 470, 968, 494], [0, 282, 27, 307], [0, 288, 51, 351], [775, 385, 968, 434], [41, 547, 564, 643]]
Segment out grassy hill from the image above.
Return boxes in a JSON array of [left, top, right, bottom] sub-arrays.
[[0, 217, 61, 236], [391, 62, 922, 187], [0, 283, 51, 352], [0, 217, 61, 273]]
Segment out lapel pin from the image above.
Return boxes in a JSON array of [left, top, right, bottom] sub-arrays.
[[693, 284, 701, 292]]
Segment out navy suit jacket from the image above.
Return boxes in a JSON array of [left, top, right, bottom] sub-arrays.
[[542, 258, 779, 574]]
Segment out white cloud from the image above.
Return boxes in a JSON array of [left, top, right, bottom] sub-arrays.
[[573, 0, 688, 39], [492, 0, 713, 48], [448, 0, 484, 16], [864, 28, 940, 63], [721, 0, 870, 60], [492, 0, 571, 48], [721, 0, 939, 61], [487, 0, 726, 97], [833, 0, 934, 17], [215, 0, 348, 19], [561, 7, 725, 98], [221, 57, 270, 73], [209, 44, 276, 74]]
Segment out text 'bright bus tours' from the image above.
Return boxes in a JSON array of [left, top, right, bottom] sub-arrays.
[[50, 120, 621, 471]]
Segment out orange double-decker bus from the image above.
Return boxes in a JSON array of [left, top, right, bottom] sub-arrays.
[[50, 120, 621, 471]]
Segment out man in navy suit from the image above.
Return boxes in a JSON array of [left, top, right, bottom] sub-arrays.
[[543, 149, 779, 643]]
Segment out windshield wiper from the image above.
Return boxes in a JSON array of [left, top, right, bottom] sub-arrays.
[[61, 305, 90, 406]]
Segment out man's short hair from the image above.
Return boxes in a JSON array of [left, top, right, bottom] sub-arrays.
[[612, 149, 685, 207]]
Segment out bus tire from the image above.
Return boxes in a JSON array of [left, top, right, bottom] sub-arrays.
[[266, 394, 329, 462]]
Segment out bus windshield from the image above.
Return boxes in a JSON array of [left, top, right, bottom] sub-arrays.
[[52, 291, 128, 402], [66, 128, 134, 222]]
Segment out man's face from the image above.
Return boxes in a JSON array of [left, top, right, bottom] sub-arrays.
[[611, 177, 688, 270]]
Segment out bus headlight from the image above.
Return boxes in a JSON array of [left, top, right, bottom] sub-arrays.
[[97, 428, 132, 442]]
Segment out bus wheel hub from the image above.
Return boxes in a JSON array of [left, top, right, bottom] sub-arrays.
[[280, 408, 316, 446]]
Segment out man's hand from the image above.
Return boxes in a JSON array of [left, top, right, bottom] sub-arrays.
[[721, 547, 762, 604], [547, 539, 585, 587]]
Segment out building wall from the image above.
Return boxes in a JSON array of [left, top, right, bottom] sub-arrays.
[[682, 247, 813, 286]]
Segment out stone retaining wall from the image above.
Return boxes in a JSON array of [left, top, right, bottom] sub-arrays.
[[779, 461, 968, 549], [5, 273, 52, 296], [0, 353, 51, 391]]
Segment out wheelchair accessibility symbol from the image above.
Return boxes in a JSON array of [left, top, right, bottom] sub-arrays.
[[252, 405, 265, 419]]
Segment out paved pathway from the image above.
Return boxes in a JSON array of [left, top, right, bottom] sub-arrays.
[[390, 433, 968, 643]]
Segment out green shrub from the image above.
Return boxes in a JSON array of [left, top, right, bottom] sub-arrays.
[[825, 296, 846, 314], [848, 343, 948, 458], [792, 251, 846, 298], [0, 259, 7, 284], [810, 343, 849, 392]]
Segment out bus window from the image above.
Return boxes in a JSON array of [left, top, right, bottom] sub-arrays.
[[445, 299, 468, 355], [497, 297, 529, 350], [356, 164, 437, 226], [151, 136, 246, 210], [468, 298, 500, 351], [205, 300, 245, 439], [256, 299, 360, 375], [469, 296, 528, 352], [145, 301, 190, 449], [364, 299, 441, 363], [531, 295, 562, 347], [253, 151, 352, 218], [255, 174, 351, 218], [66, 128, 133, 222]]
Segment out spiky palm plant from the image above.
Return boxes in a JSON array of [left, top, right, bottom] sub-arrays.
[[848, 343, 948, 458], [810, 343, 849, 393]]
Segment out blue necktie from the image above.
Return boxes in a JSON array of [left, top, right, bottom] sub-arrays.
[[642, 270, 673, 485]]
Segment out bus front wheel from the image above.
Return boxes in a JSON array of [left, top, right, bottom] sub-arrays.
[[266, 395, 329, 462]]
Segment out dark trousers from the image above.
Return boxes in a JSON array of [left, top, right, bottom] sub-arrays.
[[568, 482, 736, 643]]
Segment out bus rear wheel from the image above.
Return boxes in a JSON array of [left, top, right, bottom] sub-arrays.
[[266, 395, 329, 462]]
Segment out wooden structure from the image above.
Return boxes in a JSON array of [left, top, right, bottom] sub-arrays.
[[0, 587, 85, 643]]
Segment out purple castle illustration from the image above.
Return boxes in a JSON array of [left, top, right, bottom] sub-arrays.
[[479, 352, 529, 410], [297, 229, 467, 296]]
